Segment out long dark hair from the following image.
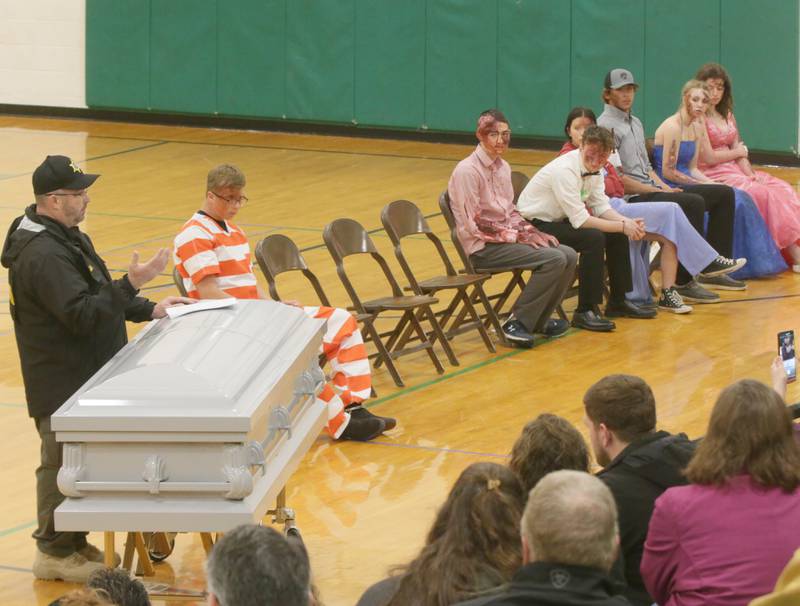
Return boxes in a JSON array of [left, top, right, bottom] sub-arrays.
[[686, 379, 800, 490], [563, 106, 597, 140], [695, 62, 734, 118], [387, 462, 525, 606]]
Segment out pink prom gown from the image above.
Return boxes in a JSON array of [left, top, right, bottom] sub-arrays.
[[699, 113, 800, 250]]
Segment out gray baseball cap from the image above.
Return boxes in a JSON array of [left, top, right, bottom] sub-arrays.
[[604, 68, 638, 90]]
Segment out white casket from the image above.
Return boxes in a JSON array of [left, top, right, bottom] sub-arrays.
[[52, 300, 327, 532]]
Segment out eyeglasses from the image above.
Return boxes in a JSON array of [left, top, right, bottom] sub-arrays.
[[488, 130, 512, 141], [210, 191, 248, 206]]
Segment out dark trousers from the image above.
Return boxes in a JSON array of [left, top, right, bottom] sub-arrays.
[[532, 220, 632, 311], [34, 416, 87, 556], [631, 184, 734, 284]]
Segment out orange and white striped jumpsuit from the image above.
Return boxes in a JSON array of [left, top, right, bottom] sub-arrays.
[[173, 211, 371, 438]]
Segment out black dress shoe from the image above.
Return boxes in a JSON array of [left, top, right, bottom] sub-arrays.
[[605, 300, 657, 319], [571, 310, 616, 332], [349, 405, 396, 431]]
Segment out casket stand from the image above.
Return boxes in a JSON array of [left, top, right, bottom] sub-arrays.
[[51, 300, 328, 569]]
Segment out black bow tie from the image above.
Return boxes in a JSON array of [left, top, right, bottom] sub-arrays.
[[581, 171, 600, 177]]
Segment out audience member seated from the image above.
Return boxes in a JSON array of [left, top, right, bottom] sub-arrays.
[[173, 164, 394, 441], [508, 413, 590, 493], [454, 470, 629, 606], [750, 548, 800, 606], [87, 567, 151, 606], [206, 524, 312, 606], [653, 79, 776, 290], [50, 588, 114, 606], [448, 108, 578, 347], [641, 379, 800, 606], [696, 62, 800, 273], [517, 125, 652, 331], [356, 462, 525, 606], [561, 108, 743, 314], [597, 68, 742, 304], [583, 374, 696, 606]]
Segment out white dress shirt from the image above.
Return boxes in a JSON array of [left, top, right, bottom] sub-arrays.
[[517, 149, 612, 229]]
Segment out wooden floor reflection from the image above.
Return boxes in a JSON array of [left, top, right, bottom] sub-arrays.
[[0, 116, 798, 605]]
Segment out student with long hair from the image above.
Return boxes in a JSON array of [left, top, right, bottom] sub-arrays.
[[696, 62, 800, 272], [641, 380, 800, 606], [356, 462, 526, 606]]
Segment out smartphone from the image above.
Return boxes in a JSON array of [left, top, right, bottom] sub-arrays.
[[778, 330, 796, 383]]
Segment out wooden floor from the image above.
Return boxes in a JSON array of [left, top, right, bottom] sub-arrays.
[[0, 115, 798, 605]]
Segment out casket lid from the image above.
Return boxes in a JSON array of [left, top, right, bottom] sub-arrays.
[[51, 301, 324, 434]]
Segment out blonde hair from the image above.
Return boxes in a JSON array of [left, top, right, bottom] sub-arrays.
[[679, 79, 710, 113]]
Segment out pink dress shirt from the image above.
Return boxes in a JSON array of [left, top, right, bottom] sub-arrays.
[[641, 474, 800, 606], [447, 145, 532, 256]]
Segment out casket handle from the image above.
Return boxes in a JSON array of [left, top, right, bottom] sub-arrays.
[[142, 455, 169, 494], [268, 406, 292, 440], [57, 443, 87, 497]]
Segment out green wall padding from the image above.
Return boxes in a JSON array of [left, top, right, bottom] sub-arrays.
[[150, 0, 217, 114], [425, 0, 497, 131], [217, 0, 286, 118], [721, 0, 799, 152], [285, 0, 355, 122], [498, 0, 571, 138], [85, 0, 800, 154], [642, 0, 720, 134], [354, 0, 426, 128], [85, 0, 150, 109], [571, 0, 646, 122]]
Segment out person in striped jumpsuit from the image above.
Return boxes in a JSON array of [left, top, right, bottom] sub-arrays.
[[173, 164, 394, 441]]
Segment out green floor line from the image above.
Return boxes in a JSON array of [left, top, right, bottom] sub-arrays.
[[365, 347, 530, 409], [0, 520, 35, 538]]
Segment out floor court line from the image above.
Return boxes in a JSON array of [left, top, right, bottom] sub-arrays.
[[0, 564, 32, 574], [0, 520, 35, 538], [0, 141, 169, 184], [361, 440, 508, 459]]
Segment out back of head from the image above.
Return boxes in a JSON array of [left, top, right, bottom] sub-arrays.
[[206, 524, 310, 606], [509, 414, 590, 493], [56, 588, 114, 606], [207, 164, 246, 192], [522, 470, 618, 571], [87, 568, 150, 606], [584, 374, 656, 443], [389, 462, 525, 606], [686, 379, 800, 490]]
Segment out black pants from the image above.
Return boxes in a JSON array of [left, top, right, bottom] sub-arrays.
[[532, 220, 632, 311], [631, 184, 734, 284]]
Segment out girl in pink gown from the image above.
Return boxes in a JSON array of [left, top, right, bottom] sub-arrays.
[[696, 62, 800, 270]]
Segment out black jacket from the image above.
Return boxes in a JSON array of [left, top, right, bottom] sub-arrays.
[[597, 431, 697, 606], [1, 205, 155, 418], [454, 562, 630, 606]]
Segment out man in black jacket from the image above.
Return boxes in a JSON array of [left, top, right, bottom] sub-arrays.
[[455, 470, 629, 606], [583, 374, 697, 606], [1, 155, 190, 582]]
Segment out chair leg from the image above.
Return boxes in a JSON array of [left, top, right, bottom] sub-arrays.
[[364, 318, 404, 387], [462, 287, 496, 353], [422, 305, 459, 367], [409, 308, 445, 374], [475, 283, 509, 347]]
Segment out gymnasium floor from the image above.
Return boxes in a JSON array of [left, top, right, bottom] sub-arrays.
[[0, 115, 797, 605]]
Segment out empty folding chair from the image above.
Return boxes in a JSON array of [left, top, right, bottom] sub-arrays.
[[323, 218, 456, 387], [511, 170, 530, 205], [381, 199, 507, 352]]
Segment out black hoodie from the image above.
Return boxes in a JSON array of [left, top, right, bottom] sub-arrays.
[[598, 431, 697, 606], [1, 205, 155, 418]]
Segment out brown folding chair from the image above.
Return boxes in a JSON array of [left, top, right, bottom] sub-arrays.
[[323, 218, 456, 387], [381, 199, 507, 351], [511, 170, 530, 205], [253, 234, 383, 395], [438, 190, 532, 322], [172, 266, 188, 297]]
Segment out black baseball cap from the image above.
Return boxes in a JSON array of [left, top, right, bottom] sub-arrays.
[[32, 155, 100, 195]]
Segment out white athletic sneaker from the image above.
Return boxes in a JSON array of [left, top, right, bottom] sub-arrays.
[[33, 550, 106, 582]]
